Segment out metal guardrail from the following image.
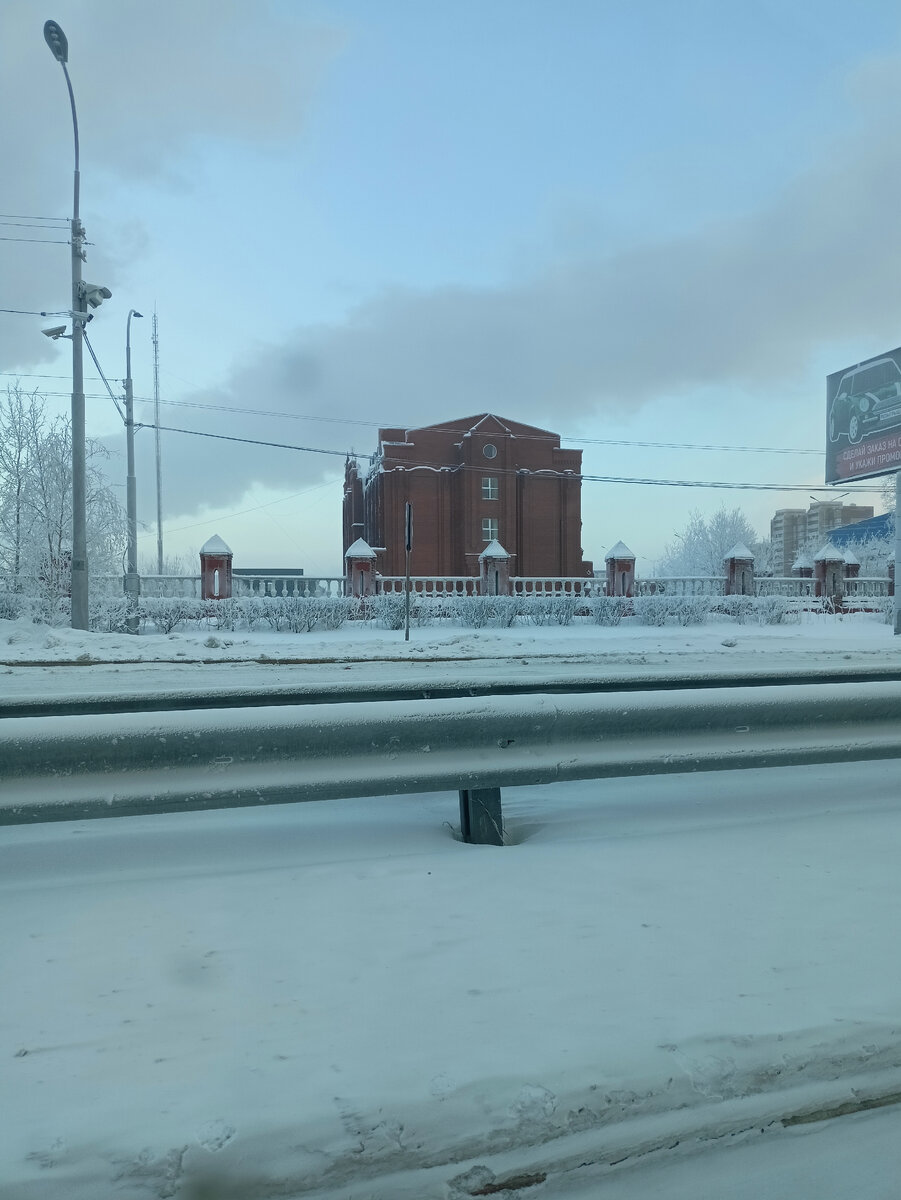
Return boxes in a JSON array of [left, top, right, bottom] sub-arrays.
[[3, 683, 901, 842]]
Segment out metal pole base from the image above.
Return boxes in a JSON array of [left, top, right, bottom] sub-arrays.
[[124, 571, 141, 635], [459, 787, 504, 845]]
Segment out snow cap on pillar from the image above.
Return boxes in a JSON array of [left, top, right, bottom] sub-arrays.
[[604, 540, 635, 561], [200, 534, 232, 556], [724, 542, 754, 562], [344, 537, 377, 559], [792, 551, 814, 575]]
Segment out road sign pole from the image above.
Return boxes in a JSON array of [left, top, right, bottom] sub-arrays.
[[404, 502, 412, 643], [894, 473, 901, 635]]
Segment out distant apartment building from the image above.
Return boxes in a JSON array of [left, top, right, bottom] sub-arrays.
[[342, 413, 592, 578], [805, 501, 874, 547], [770, 502, 875, 576], [770, 509, 807, 578]]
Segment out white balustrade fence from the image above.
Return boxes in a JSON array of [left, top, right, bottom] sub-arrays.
[[377, 576, 478, 596], [512, 577, 592, 595], [140, 575, 203, 598], [232, 575, 345, 598], [635, 577, 726, 597], [844, 577, 891, 598]]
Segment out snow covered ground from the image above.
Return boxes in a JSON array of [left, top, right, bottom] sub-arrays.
[[2, 609, 901, 702], [2, 614, 901, 1197]]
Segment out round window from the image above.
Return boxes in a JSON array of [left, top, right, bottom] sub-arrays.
[[483, 443, 497, 459]]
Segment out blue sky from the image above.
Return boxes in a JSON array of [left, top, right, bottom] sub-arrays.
[[3, 0, 901, 574]]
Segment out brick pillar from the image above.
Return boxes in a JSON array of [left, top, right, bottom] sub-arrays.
[[479, 540, 512, 595], [604, 541, 636, 597], [344, 538, 377, 598], [200, 535, 233, 600], [723, 544, 755, 596], [813, 543, 845, 600]]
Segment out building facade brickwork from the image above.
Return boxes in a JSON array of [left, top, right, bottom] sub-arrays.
[[343, 413, 592, 578]]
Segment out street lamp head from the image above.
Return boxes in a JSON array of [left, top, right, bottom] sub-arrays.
[[43, 20, 68, 64], [131, 311, 144, 320]]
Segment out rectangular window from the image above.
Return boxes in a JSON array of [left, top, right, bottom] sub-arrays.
[[482, 517, 499, 543], [481, 476, 499, 500]]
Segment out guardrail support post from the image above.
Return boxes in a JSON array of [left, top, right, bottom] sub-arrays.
[[459, 787, 504, 845]]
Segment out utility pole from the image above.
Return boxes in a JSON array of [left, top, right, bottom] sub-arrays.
[[152, 310, 164, 575], [125, 310, 143, 633], [43, 20, 89, 629]]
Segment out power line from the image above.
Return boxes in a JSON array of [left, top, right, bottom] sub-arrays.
[[147, 423, 350, 458], [0, 235, 70, 244], [0, 220, 69, 230], [141, 421, 878, 492], [0, 373, 835, 457], [129, 394, 826, 457], [0, 308, 69, 317], [0, 212, 68, 222]]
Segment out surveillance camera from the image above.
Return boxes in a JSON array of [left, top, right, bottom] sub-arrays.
[[42, 325, 68, 340], [82, 284, 112, 309]]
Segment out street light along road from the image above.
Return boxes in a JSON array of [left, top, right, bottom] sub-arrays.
[[43, 20, 111, 631]]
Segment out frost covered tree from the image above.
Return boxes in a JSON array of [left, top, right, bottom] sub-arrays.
[[657, 506, 759, 577], [0, 385, 125, 594]]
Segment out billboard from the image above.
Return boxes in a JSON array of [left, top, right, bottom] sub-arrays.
[[826, 346, 901, 483]]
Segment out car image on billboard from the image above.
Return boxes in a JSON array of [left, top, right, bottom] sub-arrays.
[[826, 347, 901, 483]]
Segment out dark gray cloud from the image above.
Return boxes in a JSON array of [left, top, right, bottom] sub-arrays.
[[126, 62, 901, 521]]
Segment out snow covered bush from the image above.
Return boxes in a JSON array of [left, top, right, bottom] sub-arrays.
[[672, 595, 710, 626], [314, 598, 351, 631], [89, 595, 131, 633], [590, 596, 628, 625], [718, 595, 755, 624], [208, 598, 239, 631], [519, 595, 578, 626], [632, 595, 669, 626], [0, 591, 25, 620], [140, 597, 197, 634], [370, 594, 407, 629], [750, 596, 796, 625], [455, 596, 492, 627]]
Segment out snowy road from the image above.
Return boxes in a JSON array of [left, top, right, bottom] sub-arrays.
[[3, 757, 900, 1198]]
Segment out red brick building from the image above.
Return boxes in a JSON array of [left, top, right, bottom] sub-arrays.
[[343, 414, 592, 578]]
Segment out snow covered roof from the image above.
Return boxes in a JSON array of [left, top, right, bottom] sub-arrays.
[[344, 538, 377, 559], [814, 541, 844, 561], [479, 539, 510, 560], [843, 548, 860, 566], [792, 552, 814, 570], [605, 541, 635, 561], [200, 534, 232, 556], [724, 543, 754, 561]]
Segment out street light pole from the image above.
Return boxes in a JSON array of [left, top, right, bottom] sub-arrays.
[[125, 310, 144, 633], [44, 20, 88, 630]]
